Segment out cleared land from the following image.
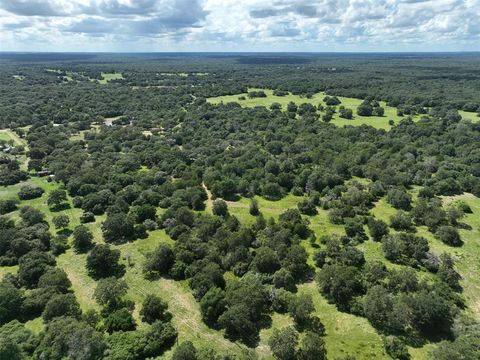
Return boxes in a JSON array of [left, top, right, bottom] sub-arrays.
[[207, 89, 479, 130]]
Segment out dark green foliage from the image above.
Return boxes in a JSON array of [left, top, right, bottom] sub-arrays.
[[80, 211, 95, 223], [105, 308, 136, 333], [200, 286, 226, 326], [19, 206, 45, 226], [435, 226, 462, 246], [212, 199, 228, 217], [102, 213, 136, 243], [18, 251, 56, 288], [93, 277, 128, 309], [317, 264, 363, 312], [140, 294, 172, 324], [0, 199, 18, 215], [268, 327, 298, 360], [297, 199, 317, 215], [52, 214, 69, 229], [172, 341, 197, 360], [18, 185, 44, 200], [297, 331, 327, 360], [34, 317, 105, 360], [390, 211, 414, 231], [51, 234, 69, 255], [42, 293, 81, 321], [273, 268, 296, 292], [106, 321, 177, 360], [0, 321, 37, 358], [86, 244, 122, 278], [386, 189, 412, 210], [0, 281, 23, 325], [288, 293, 315, 327], [143, 244, 174, 278], [72, 225, 94, 253], [38, 267, 71, 293], [367, 218, 389, 241], [47, 189, 68, 209], [382, 233, 429, 266], [249, 199, 259, 216], [383, 336, 410, 360], [252, 246, 280, 274]]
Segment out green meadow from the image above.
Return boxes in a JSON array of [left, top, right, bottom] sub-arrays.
[[207, 89, 479, 130]]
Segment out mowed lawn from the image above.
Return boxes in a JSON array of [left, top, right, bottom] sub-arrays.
[[207, 88, 418, 130]]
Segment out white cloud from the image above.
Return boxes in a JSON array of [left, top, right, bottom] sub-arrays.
[[0, 0, 479, 51]]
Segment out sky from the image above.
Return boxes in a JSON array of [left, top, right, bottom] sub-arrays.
[[0, 0, 479, 52]]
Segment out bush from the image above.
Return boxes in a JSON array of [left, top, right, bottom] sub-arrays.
[[72, 225, 93, 253], [80, 211, 95, 223], [212, 199, 228, 217], [0, 199, 18, 215], [86, 244, 121, 278], [18, 185, 44, 200], [387, 189, 412, 210], [435, 226, 462, 246], [105, 308, 136, 333], [42, 293, 81, 321], [390, 211, 413, 231], [140, 294, 172, 324]]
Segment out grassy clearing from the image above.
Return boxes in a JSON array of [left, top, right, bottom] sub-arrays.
[[98, 72, 124, 84], [459, 110, 480, 123], [207, 88, 419, 130]]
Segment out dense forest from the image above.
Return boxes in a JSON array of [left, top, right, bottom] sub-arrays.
[[0, 53, 479, 360]]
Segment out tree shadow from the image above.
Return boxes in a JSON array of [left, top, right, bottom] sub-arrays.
[[50, 203, 71, 212], [57, 228, 72, 236]]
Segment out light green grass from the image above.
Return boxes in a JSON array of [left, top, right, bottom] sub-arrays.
[[98, 72, 123, 84], [25, 317, 44, 334], [207, 88, 419, 130], [459, 110, 480, 123]]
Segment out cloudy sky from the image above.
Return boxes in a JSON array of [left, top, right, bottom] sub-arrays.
[[1, 0, 479, 52]]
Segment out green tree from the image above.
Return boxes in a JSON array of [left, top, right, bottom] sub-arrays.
[[93, 277, 128, 309], [38, 267, 71, 293], [297, 331, 327, 360], [288, 293, 315, 327], [105, 308, 136, 333], [52, 214, 70, 230], [72, 225, 94, 253], [367, 218, 389, 241], [143, 244, 174, 278], [101, 213, 135, 243], [47, 189, 68, 209], [140, 294, 172, 324], [200, 286, 226, 326], [212, 199, 228, 217], [42, 293, 81, 321], [0, 281, 23, 325], [86, 244, 121, 278], [268, 327, 298, 360], [172, 341, 197, 360]]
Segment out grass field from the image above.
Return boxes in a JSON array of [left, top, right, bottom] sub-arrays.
[[98, 72, 124, 84], [207, 88, 420, 130]]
